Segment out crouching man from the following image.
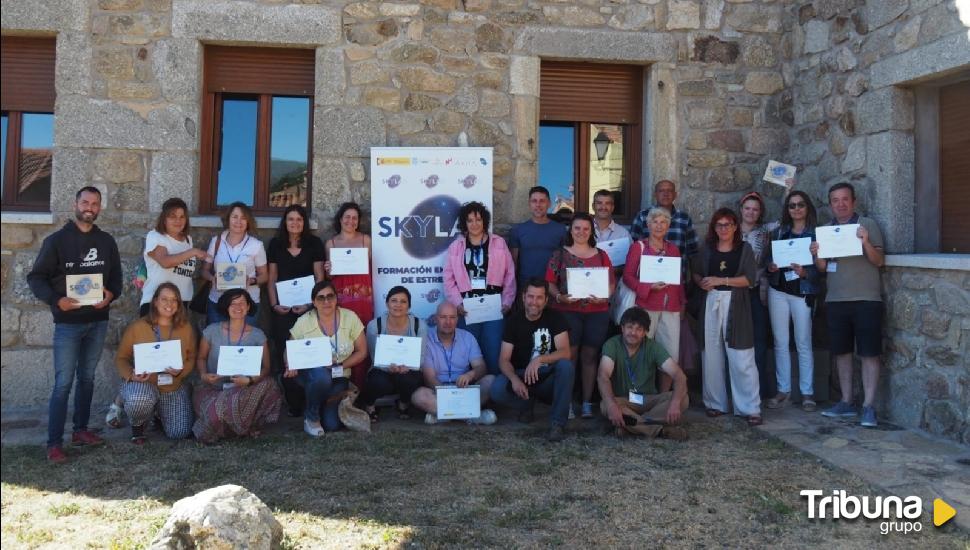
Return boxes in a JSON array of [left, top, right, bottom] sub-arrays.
[[598, 307, 689, 440]]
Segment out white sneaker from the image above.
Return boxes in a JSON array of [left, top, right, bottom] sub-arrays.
[[105, 402, 125, 428], [303, 418, 325, 437], [424, 413, 439, 425], [468, 409, 497, 425], [568, 404, 576, 420]]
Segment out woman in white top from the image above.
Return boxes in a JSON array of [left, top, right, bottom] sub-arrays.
[[201, 202, 268, 326], [138, 198, 210, 316]]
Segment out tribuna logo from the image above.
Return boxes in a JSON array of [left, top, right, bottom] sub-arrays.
[[801, 490, 923, 535]]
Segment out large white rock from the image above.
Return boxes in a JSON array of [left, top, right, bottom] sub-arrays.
[[150, 485, 283, 550]]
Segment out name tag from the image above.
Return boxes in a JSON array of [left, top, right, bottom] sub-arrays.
[[784, 270, 800, 282], [629, 391, 644, 405], [827, 260, 838, 273], [331, 366, 345, 378], [471, 277, 487, 290], [157, 374, 174, 386], [222, 382, 236, 390]]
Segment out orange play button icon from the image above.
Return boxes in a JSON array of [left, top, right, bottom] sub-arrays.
[[934, 498, 956, 527]]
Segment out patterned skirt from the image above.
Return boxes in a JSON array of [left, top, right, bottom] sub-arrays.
[[192, 378, 282, 443]]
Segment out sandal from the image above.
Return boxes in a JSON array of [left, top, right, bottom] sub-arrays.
[[801, 398, 817, 413], [766, 393, 788, 409], [367, 408, 380, 424], [705, 409, 726, 418], [396, 402, 411, 420], [747, 415, 764, 427]]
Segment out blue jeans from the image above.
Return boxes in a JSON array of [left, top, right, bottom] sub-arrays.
[[490, 359, 574, 427], [49, 321, 108, 448], [459, 316, 504, 376], [299, 367, 348, 430], [206, 299, 259, 327]]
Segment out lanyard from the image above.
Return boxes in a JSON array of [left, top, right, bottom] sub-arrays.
[[152, 324, 173, 342], [436, 335, 456, 383], [225, 234, 250, 264], [317, 310, 340, 357], [623, 345, 644, 394], [225, 322, 246, 346]]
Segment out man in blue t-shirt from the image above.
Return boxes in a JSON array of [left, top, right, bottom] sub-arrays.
[[508, 186, 566, 289]]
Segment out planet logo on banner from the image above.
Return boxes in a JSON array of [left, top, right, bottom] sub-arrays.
[[381, 194, 460, 259]]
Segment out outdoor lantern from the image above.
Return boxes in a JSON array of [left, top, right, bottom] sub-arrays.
[[593, 130, 611, 161]]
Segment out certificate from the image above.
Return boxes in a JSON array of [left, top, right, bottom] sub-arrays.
[[133, 339, 182, 374], [462, 294, 503, 325], [66, 273, 104, 305], [216, 345, 263, 376], [374, 334, 423, 369], [763, 160, 796, 187], [215, 262, 246, 290], [329, 248, 369, 275], [639, 255, 682, 285], [816, 225, 863, 258], [285, 337, 333, 370], [597, 237, 631, 266], [275, 275, 315, 308], [770, 237, 813, 266], [566, 267, 609, 299], [436, 385, 481, 420]]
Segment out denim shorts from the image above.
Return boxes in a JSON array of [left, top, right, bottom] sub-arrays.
[[826, 300, 883, 357]]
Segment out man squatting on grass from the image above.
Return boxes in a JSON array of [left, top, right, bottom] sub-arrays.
[[598, 307, 689, 440]]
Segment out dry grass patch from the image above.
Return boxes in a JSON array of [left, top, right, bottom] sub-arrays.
[[2, 415, 967, 549]]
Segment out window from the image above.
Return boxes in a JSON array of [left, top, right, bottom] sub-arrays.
[[200, 46, 314, 215], [538, 61, 643, 223], [1, 36, 56, 211]]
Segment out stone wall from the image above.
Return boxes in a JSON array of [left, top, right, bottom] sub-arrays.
[[883, 262, 969, 444]]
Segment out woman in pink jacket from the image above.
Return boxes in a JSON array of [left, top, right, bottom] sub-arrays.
[[443, 201, 516, 375]]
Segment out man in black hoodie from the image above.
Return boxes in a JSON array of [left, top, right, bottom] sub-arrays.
[[28, 186, 122, 463]]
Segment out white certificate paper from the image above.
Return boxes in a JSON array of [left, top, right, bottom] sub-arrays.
[[275, 275, 315, 308], [566, 267, 609, 299], [133, 339, 183, 374], [374, 334, 423, 369], [462, 294, 503, 325], [216, 345, 263, 376], [66, 273, 104, 305], [215, 262, 246, 290], [285, 337, 333, 370], [329, 248, 369, 275], [436, 385, 481, 420], [763, 160, 796, 186], [770, 237, 813, 266], [597, 237, 631, 266], [816, 225, 863, 258], [639, 255, 682, 285]]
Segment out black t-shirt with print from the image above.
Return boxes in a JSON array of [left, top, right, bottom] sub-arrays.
[[502, 308, 570, 370]]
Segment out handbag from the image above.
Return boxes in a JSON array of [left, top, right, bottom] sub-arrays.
[[609, 241, 643, 325], [189, 233, 222, 314]]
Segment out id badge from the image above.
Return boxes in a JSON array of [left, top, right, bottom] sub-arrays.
[[628, 391, 644, 405], [331, 366, 345, 378], [827, 261, 838, 273], [784, 270, 800, 282], [471, 277, 487, 290], [157, 373, 174, 386], [222, 382, 236, 390]]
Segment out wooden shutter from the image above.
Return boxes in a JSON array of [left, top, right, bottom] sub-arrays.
[[1, 36, 56, 112], [939, 80, 970, 253], [204, 46, 315, 96], [540, 61, 642, 124]]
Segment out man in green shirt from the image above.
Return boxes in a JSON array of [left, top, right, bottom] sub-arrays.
[[597, 307, 689, 439]]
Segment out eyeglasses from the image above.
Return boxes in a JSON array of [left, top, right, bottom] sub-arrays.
[[314, 293, 338, 302], [715, 223, 735, 230], [787, 202, 807, 209]]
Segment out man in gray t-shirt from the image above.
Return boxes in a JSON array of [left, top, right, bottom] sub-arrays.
[[810, 182, 885, 428]]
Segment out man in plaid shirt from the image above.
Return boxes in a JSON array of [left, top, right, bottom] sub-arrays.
[[629, 180, 698, 258]]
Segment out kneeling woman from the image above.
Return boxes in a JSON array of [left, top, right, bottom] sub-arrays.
[[115, 283, 195, 443], [194, 289, 282, 442], [285, 280, 367, 437], [358, 286, 428, 422]]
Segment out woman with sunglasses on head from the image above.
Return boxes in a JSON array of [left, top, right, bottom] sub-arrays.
[[115, 283, 195, 444], [763, 191, 821, 412], [200, 202, 268, 326], [284, 280, 367, 437], [266, 205, 325, 416], [358, 286, 428, 422], [194, 289, 281, 443], [691, 208, 762, 426]]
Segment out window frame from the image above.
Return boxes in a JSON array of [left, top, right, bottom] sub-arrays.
[[199, 46, 315, 216]]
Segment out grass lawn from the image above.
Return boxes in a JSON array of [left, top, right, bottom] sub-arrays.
[[2, 414, 967, 549]]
